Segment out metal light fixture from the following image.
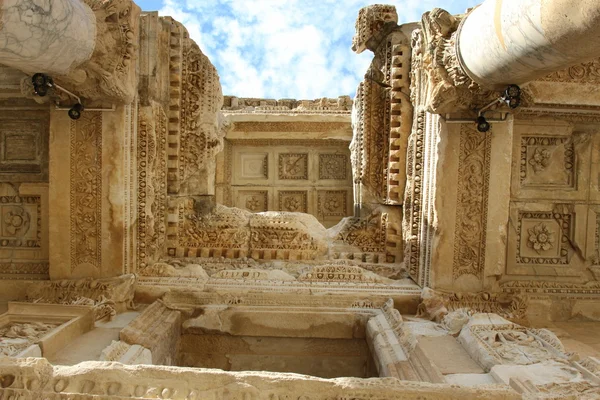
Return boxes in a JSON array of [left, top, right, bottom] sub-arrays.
[[473, 84, 521, 133], [31, 73, 84, 120]]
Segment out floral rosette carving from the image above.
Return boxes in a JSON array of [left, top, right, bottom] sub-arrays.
[[527, 223, 555, 254], [3, 207, 30, 236], [529, 147, 551, 173]]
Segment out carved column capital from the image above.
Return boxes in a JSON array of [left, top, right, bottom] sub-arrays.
[[414, 8, 496, 114], [61, 0, 141, 104]]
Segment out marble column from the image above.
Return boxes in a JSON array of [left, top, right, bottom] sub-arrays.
[[0, 0, 96, 76], [458, 0, 600, 88]]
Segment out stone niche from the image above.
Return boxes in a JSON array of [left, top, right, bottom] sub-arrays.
[[0, 302, 94, 358], [178, 306, 377, 378], [120, 298, 430, 381]]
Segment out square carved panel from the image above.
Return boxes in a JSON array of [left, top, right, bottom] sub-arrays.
[[278, 153, 308, 180], [278, 191, 308, 213], [237, 190, 268, 212], [319, 154, 347, 180], [516, 213, 568, 264], [0, 111, 49, 182], [506, 203, 585, 277], [239, 153, 268, 180], [318, 190, 347, 218], [520, 136, 574, 189]]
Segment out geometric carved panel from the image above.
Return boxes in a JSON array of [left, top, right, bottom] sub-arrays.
[[317, 190, 347, 218], [319, 154, 347, 180], [520, 136, 574, 189], [278, 191, 308, 213], [278, 153, 308, 180], [239, 153, 268, 180]]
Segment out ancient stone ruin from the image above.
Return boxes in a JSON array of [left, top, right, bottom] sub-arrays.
[[0, 0, 599, 398]]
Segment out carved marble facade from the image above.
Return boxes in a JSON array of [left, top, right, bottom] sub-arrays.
[[0, 0, 599, 399]]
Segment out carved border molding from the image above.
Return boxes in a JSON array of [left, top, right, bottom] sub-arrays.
[[404, 110, 426, 282], [136, 104, 167, 274], [69, 112, 102, 271], [500, 280, 600, 297], [452, 124, 491, 280], [233, 121, 348, 133]]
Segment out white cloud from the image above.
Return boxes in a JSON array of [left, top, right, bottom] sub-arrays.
[[149, 0, 481, 99]]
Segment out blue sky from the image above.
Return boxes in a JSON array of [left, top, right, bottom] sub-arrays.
[[135, 0, 480, 99]]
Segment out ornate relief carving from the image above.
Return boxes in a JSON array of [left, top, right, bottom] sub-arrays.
[[0, 195, 40, 248], [319, 154, 347, 180], [452, 125, 491, 279], [137, 104, 167, 273], [278, 153, 308, 180], [500, 280, 600, 296], [232, 121, 349, 133], [278, 191, 307, 213], [0, 262, 48, 279], [166, 20, 223, 194], [336, 213, 388, 254], [527, 223, 555, 254], [239, 191, 268, 212], [351, 16, 411, 205], [58, 0, 141, 103], [223, 96, 352, 114], [528, 147, 551, 173], [516, 211, 570, 265], [26, 275, 135, 321], [351, 80, 390, 203], [416, 289, 528, 322], [175, 202, 250, 259], [70, 112, 102, 271], [403, 111, 425, 281], [519, 136, 574, 188], [249, 213, 327, 260], [539, 57, 600, 83], [467, 324, 567, 366], [414, 9, 496, 113], [351, 5, 398, 54], [0, 322, 57, 357], [298, 265, 387, 283]]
